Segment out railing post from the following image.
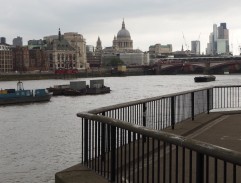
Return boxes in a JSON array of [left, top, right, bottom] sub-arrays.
[[191, 92, 195, 120], [171, 96, 175, 129], [196, 152, 204, 183], [110, 125, 116, 182], [143, 103, 147, 142], [101, 112, 106, 162], [84, 118, 89, 164], [207, 89, 210, 114], [143, 102, 147, 127]]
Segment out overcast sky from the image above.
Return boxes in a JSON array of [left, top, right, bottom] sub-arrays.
[[1, 0, 241, 55]]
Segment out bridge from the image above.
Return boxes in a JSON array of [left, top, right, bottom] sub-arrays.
[[151, 56, 241, 74], [56, 85, 241, 183]]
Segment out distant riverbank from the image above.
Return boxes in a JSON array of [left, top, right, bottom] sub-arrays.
[[0, 67, 151, 81]]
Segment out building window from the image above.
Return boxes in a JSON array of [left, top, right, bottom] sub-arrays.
[[49, 54, 53, 61]]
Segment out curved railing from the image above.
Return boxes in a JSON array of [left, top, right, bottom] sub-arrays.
[[77, 85, 241, 182]]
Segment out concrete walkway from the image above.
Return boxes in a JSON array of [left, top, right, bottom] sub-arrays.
[[55, 110, 241, 183]]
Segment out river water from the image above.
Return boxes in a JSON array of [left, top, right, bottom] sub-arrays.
[[0, 75, 241, 183]]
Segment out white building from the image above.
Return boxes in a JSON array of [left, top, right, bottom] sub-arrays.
[[102, 20, 149, 66], [113, 19, 133, 51], [119, 51, 149, 66], [217, 39, 228, 54], [0, 44, 13, 73]]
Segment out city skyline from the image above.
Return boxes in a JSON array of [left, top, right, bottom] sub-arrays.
[[1, 0, 241, 55]]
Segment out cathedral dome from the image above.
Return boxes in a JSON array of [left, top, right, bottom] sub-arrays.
[[117, 20, 131, 39]]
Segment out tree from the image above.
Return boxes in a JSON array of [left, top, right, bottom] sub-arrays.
[[103, 57, 124, 67]]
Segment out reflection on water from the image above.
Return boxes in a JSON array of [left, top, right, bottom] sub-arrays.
[[0, 75, 240, 182]]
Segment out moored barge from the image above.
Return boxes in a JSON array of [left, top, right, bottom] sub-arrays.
[[0, 81, 51, 105], [194, 75, 216, 82]]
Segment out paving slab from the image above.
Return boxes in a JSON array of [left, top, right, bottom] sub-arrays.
[[55, 110, 241, 183], [55, 164, 109, 183]]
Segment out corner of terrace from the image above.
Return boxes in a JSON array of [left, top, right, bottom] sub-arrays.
[[56, 85, 241, 183]]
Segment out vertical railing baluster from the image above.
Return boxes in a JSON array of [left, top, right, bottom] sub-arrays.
[[124, 129, 127, 181], [171, 96, 175, 129], [89, 121, 92, 168], [207, 89, 210, 114], [238, 87, 240, 108], [147, 137, 149, 183], [169, 143, 172, 183], [152, 138, 155, 183], [224, 161, 227, 183], [110, 125, 116, 182], [137, 134, 140, 183], [101, 112, 106, 177], [108, 124, 111, 179], [128, 131, 131, 180], [157, 140, 160, 183], [82, 118, 84, 163], [163, 142, 166, 183], [143, 102, 147, 127], [196, 152, 204, 183], [214, 158, 218, 183], [206, 156, 209, 183], [233, 164, 236, 183], [133, 132, 136, 183], [182, 147, 185, 183], [116, 127, 119, 183], [191, 92, 195, 120], [120, 128, 123, 182], [84, 118, 89, 165], [142, 136, 145, 183], [95, 121, 97, 171], [176, 145, 179, 183], [189, 150, 192, 183], [98, 121, 100, 173]]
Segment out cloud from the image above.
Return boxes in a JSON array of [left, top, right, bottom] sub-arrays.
[[1, 0, 241, 54]]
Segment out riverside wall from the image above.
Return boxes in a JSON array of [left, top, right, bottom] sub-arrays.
[[0, 68, 150, 81]]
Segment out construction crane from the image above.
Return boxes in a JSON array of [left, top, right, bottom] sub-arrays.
[[182, 32, 189, 51]]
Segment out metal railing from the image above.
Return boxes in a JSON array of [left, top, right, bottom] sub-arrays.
[[77, 85, 241, 183]]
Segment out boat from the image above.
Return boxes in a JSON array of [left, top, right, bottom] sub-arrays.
[[194, 75, 216, 82], [86, 79, 111, 94], [0, 81, 51, 105], [47, 79, 111, 96], [62, 88, 86, 96], [86, 86, 110, 94], [47, 84, 70, 96]]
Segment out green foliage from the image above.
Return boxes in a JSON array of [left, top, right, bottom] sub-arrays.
[[103, 57, 124, 67]]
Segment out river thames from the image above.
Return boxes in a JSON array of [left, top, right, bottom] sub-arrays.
[[0, 75, 241, 183]]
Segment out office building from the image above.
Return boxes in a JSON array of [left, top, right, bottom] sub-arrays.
[[191, 40, 200, 55], [206, 23, 229, 55], [0, 43, 13, 73], [13, 36, 23, 47], [0, 37, 6, 44]]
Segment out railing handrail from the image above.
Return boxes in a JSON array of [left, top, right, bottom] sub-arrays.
[[87, 86, 213, 114], [86, 85, 241, 114], [77, 111, 241, 166]]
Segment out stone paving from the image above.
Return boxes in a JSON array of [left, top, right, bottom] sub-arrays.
[[55, 110, 241, 183]]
